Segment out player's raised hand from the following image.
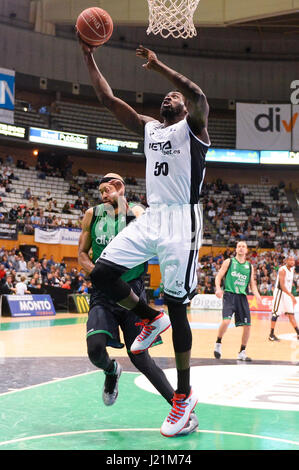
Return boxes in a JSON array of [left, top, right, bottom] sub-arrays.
[[77, 31, 98, 55], [136, 45, 159, 70]]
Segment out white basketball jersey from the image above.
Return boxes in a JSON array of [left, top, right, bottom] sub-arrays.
[[144, 118, 210, 205], [274, 265, 294, 292]]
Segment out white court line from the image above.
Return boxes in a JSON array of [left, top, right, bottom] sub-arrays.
[[0, 428, 298, 447], [0, 370, 138, 397]]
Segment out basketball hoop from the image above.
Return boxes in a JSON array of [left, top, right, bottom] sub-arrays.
[[146, 0, 200, 39]]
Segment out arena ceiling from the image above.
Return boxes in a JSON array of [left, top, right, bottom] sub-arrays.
[[40, 0, 299, 31]]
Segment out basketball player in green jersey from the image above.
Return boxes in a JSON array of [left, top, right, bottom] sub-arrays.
[[213, 241, 262, 361], [78, 172, 198, 435]]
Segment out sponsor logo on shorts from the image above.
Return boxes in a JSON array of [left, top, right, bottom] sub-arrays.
[[164, 288, 183, 296], [175, 280, 184, 288]]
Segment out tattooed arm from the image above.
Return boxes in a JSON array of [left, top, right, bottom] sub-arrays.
[[136, 45, 209, 143]]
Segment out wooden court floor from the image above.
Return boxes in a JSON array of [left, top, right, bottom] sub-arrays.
[[0, 307, 299, 451], [1, 308, 298, 362]]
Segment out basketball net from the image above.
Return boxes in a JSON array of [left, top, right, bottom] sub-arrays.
[[146, 0, 200, 39]]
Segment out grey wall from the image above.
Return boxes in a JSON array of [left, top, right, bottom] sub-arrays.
[[0, 23, 298, 102], [0, 0, 30, 21]]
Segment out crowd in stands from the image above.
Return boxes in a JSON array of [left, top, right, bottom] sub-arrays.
[[0, 154, 298, 253], [0, 247, 92, 296], [201, 179, 298, 248], [1, 244, 299, 301], [196, 246, 299, 297], [0, 157, 148, 233]]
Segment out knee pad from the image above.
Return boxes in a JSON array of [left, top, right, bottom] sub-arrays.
[[87, 334, 108, 368], [271, 313, 278, 322]]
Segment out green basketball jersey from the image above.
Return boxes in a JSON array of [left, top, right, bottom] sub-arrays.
[[90, 203, 146, 282], [224, 257, 252, 295]]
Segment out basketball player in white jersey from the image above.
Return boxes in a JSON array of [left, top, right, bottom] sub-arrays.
[[78, 38, 210, 437], [269, 256, 299, 341]]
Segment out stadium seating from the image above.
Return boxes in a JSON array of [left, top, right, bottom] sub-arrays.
[[2, 162, 298, 249], [14, 99, 236, 148], [203, 183, 299, 247]]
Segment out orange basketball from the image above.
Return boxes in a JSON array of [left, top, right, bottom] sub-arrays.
[[76, 7, 113, 47]]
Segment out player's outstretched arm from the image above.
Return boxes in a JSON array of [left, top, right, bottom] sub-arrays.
[[78, 37, 154, 136], [136, 45, 209, 135]]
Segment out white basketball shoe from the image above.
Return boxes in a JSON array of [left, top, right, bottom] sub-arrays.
[[130, 311, 171, 354], [160, 389, 198, 437]]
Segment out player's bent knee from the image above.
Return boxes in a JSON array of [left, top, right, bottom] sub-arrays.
[[271, 314, 278, 322], [87, 334, 107, 368], [90, 260, 131, 301], [90, 260, 121, 285]]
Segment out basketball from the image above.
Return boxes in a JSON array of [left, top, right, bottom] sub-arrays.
[[76, 7, 113, 47]]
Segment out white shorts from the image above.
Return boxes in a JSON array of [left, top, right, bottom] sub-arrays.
[[100, 204, 203, 304], [272, 288, 294, 316]]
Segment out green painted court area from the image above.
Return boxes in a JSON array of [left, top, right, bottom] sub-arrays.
[[0, 371, 298, 450], [0, 316, 87, 331]]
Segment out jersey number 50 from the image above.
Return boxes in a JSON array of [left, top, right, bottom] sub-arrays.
[[154, 162, 169, 176]]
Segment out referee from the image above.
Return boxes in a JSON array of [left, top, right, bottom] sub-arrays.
[[78, 172, 198, 435], [213, 241, 262, 361]]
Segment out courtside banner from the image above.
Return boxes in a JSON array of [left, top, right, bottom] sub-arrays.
[[60, 228, 81, 246], [236, 103, 292, 150], [292, 105, 299, 151], [2, 294, 56, 317], [191, 294, 299, 313], [248, 295, 299, 314], [190, 294, 273, 311], [191, 294, 222, 310], [34, 227, 60, 244], [0, 68, 15, 124], [68, 294, 90, 313], [34, 227, 81, 245], [0, 221, 18, 240]]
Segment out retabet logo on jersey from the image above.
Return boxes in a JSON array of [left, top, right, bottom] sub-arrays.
[[254, 107, 298, 133], [149, 140, 180, 155]]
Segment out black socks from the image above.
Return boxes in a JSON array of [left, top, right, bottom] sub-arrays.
[[176, 368, 191, 396]]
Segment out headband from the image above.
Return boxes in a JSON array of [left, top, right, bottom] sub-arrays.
[[99, 177, 124, 185]]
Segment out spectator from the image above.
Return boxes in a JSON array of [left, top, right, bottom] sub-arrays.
[[0, 263, 6, 280], [17, 254, 28, 272], [5, 154, 13, 166], [13, 276, 31, 295], [61, 277, 72, 289], [4, 274, 14, 293], [41, 259, 50, 281], [47, 255, 56, 269], [78, 281, 89, 294], [45, 190, 52, 202], [62, 202, 72, 214], [0, 183, 6, 197], [23, 188, 31, 199]]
